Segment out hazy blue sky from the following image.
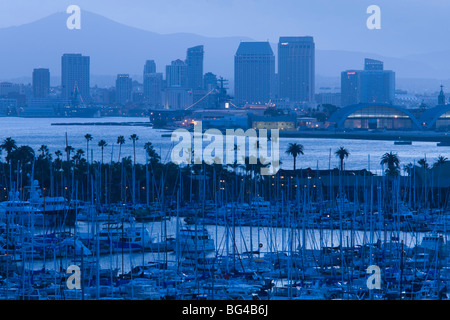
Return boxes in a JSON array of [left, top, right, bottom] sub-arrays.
[[0, 0, 449, 57]]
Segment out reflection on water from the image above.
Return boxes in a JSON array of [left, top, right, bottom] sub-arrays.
[[0, 117, 445, 174], [29, 218, 433, 273]]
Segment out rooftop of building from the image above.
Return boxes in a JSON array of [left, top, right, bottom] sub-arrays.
[[235, 41, 274, 55]]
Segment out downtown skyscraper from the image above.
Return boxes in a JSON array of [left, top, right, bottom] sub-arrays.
[[61, 53, 90, 102], [143, 60, 163, 107], [234, 41, 275, 106], [278, 36, 315, 103], [32, 68, 50, 98], [115, 74, 132, 105], [186, 45, 204, 91]]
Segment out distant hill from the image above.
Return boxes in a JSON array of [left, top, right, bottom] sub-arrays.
[[0, 10, 448, 93]]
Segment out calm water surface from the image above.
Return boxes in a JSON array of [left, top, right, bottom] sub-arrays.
[[0, 117, 446, 175]]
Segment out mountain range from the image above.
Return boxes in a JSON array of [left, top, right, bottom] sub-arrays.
[[0, 11, 449, 93]]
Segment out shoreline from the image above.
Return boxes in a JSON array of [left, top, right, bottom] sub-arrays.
[[278, 130, 450, 142]]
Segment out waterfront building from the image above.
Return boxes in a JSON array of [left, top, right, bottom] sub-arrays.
[[328, 103, 420, 130], [186, 45, 204, 91], [115, 74, 133, 105], [143, 60, 163, 107], [419, 104, 450, 130], [234, 41, 275, 106], [61, 53, 90, 102], [144, 60, 157, 74], [341, 59, 395, 107], [251, 115, 297, 130], [278, 36, 315, 103], [166, 59, 188, 88], [32, 68, 50, 98]]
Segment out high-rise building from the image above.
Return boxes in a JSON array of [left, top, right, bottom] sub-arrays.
[[143, 60, 163, 106], [115, 74, 132, 105], [61, 53, 90, 102], [32, 68, 50, 98], [186, 45, 204, 90], [166, 59, 188, 88], [278, 36, 315, 103], [341, 59, 395, 106], [234, 41, 275, 106], [144, 60, 156, 74], [144, 73, 163, 107]]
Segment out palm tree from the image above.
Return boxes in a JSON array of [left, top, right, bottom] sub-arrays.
[[1, 137, 17, 164], [55, 150, 62, 160], [129, 134, 139, 166], [380, 152, 400, 176], [335, 147, 350, 171], [418, 158, 429, 170], [38, 145, 51, 160], [285, 143, 304, 171], [433, 155, 448, 168], [72, 149, 85, 164], [129, 134, 139, 204], [98, 140, 108, 164], [144, 142, 160, 164], [84, 134, 93, 163], [403, 162, 413, 176], [10, 146, 35, 177], [116, 135, 125, 162], [64, 145, 75, 162]]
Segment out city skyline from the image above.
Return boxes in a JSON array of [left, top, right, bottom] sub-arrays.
[[0, 8, 449, 94]]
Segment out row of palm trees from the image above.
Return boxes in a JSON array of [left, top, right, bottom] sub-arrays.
[[1, 133, 449, 206], [285, 142, 449, 176], [285, 143, 350, 172], [0, 134, 161, 203]]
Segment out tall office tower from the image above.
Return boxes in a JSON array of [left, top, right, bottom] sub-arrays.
[[144, 60, 156, 75], [144, 73, 163, 106], [234, 41, 275, 106], [115, 74, 132, 105], [341, 58, 395, 106], [143, 60, 163, 106], [61, 53, 90, 102], [278, 36, 315, 103], [341, 70, 360, 107], [166, 59, 188, 88], [32, 68, 50, 98], [186, 45, 204, 90]]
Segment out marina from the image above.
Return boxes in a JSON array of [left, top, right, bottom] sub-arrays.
[[0, 117, 448, 300]]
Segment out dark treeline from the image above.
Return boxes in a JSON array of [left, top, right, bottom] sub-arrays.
[[0, 137, 448, 212]]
